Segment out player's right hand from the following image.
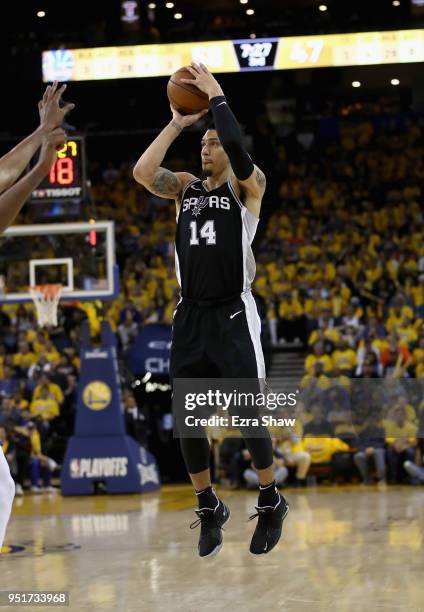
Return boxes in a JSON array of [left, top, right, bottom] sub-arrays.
[[38, 81, 75, 132], [170, 104, 208, 129], [37, 128, 67, 173]]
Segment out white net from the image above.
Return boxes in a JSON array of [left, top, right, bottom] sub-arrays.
[[30, 284, 63, 328]]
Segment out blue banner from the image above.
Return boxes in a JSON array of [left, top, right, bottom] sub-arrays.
[[61, 321, 160, 495], [61, 435, 160, 495], [126, 324, 172, 377]]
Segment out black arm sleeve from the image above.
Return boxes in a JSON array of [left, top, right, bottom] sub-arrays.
[[210, 95, 254, 181]]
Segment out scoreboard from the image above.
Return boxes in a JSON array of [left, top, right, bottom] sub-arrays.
[[31, 136, 87, 203], [42, 29, 424, 82]]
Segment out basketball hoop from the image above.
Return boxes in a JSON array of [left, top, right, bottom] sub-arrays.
[[30, 284, 63, 328]]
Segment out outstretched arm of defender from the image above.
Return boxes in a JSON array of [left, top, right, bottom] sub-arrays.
[[0, 82, 74, 195], [0, 128, 66, 233], [133, 106, 207, 200]]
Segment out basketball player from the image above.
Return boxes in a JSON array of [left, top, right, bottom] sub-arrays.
[[0, 81, 73, 550], [134, 62, 288, 557]]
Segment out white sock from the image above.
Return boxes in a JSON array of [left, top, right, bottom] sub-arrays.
[[0, 447, 15, 550]]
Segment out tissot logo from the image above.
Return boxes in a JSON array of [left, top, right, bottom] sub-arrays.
[[70, 457, 128, 478], [32, 187, 82, 198]]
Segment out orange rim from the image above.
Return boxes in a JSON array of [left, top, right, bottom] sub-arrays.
[[30, 284, 63, 300]]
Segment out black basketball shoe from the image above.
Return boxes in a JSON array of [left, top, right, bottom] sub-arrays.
[[190, 498, 230, 558], [249, 493, 289, 555]]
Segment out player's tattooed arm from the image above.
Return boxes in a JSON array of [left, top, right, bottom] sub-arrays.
[[237, 164, 266, 197], [139, 167, 196, 202], [133, 112, 204, 200], [149, 167, 182, 198], [170, 120, 183, 133], [133, 118, 197, 201], [233, 164, 266, 219]]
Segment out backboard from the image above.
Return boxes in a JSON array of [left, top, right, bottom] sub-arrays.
[[0, 221, 119, 303]]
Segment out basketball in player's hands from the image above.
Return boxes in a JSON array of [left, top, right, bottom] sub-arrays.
[[167, 67, 209, 115]]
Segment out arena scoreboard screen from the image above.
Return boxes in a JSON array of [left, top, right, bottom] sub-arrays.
[[31, 136, 87, 203], [43, 28, 424, 82]]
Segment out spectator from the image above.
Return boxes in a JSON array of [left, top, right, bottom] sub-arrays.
[[23, 422, 56, 493], [119, 300, 142, 324], [277, 292, 304, 343], [384, 405, 417, 483], [355, 336, 382, 376], [304, 342, 333, 376], [242, 443, 288, 488], [303, 404, 334, 436], [28, 353, 54, 379], [331, 339, 357, 375], [353, 413, 386, 484], [33, 375, 64, 406], [12, 306, 34, 332], [30, 386, 60, 423], [63, 375, 78, 413], [12, 341, 37, 375], [0, 366, 18, 396], [0, 396, 23, 427], [301, 361, 331, 392], [124, 392, 147, 446], [117, 311, 139, 352], [55, 354, 77, 379], [278, 433, 311, 487], [341, 302, 362, 330]]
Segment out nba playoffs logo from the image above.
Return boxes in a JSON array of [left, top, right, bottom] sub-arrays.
[[70, 457, 128, 478], [83, 381, 112, 411]]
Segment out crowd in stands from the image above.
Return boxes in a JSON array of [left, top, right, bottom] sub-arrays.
[[1, 94, 424, 491], [0, 321, 76, 495], [251, 96, 424, 487]]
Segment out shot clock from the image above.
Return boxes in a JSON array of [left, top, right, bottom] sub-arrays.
[[31, 136, 87, 203]]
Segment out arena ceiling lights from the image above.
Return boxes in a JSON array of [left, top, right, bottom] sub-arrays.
[[42, 28, 424, 82]]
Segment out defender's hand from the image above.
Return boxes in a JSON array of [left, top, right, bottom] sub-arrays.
[[38, 81, 75, 132], [37, 128, 67, 173], [180, 63, 224, 99], [170, 105, 208, 130]]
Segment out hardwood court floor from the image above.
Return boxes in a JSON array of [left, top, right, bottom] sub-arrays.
[[1, 485, 423, 612]]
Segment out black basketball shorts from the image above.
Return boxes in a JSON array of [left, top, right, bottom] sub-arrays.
[[170, 290, 265, 380]]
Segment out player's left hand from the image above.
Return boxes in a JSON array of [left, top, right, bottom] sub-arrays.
[[180, 62, 224, 99], [38, 81, 75, 133]]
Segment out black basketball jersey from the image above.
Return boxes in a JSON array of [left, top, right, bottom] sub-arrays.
[[175, 177, 258, 300]]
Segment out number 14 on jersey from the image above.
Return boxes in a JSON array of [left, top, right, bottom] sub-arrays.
[[189, 220, 216, 245]]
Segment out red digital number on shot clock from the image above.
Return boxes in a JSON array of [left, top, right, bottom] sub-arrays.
[[48, 157, 74, 185]]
